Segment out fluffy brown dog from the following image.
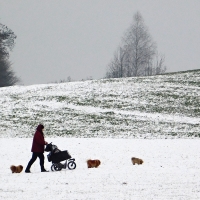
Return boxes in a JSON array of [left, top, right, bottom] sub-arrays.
[[87, 159, 101, 168], [131, 157, 143, 165], [10, 165, 23, 173]]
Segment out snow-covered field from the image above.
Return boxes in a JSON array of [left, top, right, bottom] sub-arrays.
[[1, 138, 200, 200], [0, 70, 200, 199]]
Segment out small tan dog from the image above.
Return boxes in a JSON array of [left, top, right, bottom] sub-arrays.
[[87, 159, 101, 168], [131, 157, 143, 165], [10, 165, 23, 173]]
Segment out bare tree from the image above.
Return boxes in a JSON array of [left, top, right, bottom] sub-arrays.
[[106, 11, 166, 78], [106, 47, 127, 78], [154, 54, 166, 75], [123, 12, 156, 76]]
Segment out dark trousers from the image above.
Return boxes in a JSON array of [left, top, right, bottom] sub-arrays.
[[26, 152, 45, 171]]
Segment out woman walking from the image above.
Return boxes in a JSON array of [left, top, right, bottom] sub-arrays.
[[25, 124, 48, 173]]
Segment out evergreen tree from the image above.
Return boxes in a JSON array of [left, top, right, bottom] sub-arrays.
[[0, 23, 19, 87]]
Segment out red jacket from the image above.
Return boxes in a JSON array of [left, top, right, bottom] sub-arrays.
[[31, 126, 46, 153]]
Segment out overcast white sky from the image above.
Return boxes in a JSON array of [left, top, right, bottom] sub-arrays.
[[0, 0, 200, 85]]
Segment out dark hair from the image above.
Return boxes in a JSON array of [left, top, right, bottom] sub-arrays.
[[36, 124, 44, 133], [40, 124, 44, 129]]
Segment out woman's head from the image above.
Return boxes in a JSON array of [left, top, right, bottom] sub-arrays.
[[36, 124, 44, 132]]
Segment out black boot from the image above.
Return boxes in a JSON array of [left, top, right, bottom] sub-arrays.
[[25, 164, 32, 173]]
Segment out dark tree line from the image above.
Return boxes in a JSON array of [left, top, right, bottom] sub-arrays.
[[106, 12, 166, 79], [0, 23, 19, 87]]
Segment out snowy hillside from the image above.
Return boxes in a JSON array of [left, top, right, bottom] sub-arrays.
[[0, 69, 199, 138]]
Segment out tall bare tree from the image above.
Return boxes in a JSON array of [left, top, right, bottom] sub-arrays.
[[0, 23, 19, 87], [106, 11, 166, 78]]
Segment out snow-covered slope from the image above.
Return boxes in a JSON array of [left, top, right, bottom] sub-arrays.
[[0, 70, 199, 138]]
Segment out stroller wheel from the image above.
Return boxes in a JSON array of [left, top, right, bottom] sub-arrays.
[[67, 161, 76, 170], [52, 163, 62, 171], [51, 164, 55, 171]]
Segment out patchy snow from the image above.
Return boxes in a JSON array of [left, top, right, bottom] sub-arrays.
[[1, 138, 200, 199], [0, 70, 199, 138]]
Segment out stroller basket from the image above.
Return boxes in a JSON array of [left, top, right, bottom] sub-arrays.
[[47, 150, 71, 163]]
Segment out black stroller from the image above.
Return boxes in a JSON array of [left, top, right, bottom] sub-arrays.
[[44, 142, 76, 171]]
